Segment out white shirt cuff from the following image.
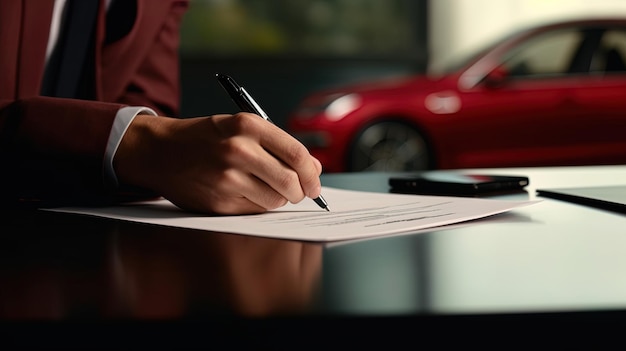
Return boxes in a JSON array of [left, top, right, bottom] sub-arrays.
[[104, 106, 157, 188]]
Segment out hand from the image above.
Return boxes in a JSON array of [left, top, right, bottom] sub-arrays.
[[113, 113, 323, 214]]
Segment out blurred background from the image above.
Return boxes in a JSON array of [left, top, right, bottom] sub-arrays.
[[179, 0, 426, 123], [180, 0, 626, 172], [179, 0, 626, 172]]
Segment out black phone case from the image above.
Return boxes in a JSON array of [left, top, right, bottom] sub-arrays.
[[388, 175, 529, 196]]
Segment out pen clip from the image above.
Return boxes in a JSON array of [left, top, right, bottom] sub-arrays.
[[216, 74, 247, 109], [216, 73, 273, 123]]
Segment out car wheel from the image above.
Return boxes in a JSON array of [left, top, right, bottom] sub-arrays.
[[348, 121, 430, 172]]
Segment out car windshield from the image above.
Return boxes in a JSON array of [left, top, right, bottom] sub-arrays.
[[427, 26, 531, 78]]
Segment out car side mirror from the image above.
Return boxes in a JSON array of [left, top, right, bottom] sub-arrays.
[[483, 65, 509, 88]]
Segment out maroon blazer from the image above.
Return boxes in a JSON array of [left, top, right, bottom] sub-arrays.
[[0, 0, 189, 207]]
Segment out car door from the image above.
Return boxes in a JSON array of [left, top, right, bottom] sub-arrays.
[[567, 28, 626, 164], [454, 26, 589, 167]]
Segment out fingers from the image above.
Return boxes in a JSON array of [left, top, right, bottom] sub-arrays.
[[211, 113, 323, 204], [209, 170, 290, 214], [312, 156, 323, 175], [258, 128, 323, 200], [166, 169, 289, 215]]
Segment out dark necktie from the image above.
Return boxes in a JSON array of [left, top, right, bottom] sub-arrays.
[[41, 0, 100, 99]]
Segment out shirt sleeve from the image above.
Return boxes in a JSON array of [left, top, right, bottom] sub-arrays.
[[104, 106, 157, 188]]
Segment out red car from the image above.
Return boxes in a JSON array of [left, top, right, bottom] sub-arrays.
[[287, 18, 626, 172]]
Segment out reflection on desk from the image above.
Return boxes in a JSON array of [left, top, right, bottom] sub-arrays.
[[2, 165, 626, 348], [0, 211, 322, 319]]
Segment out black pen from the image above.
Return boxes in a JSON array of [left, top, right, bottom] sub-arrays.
[[216, 73, 330, 212]]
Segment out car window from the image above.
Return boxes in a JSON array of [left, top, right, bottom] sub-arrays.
[[428, 28, 528, 77], [591, 29, 626, 73], [501, 29, 584, 78]]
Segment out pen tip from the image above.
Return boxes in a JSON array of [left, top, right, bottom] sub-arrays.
[[325, 207, 330, 212]]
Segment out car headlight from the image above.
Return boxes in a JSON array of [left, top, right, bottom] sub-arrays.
[[295, 93, 361, 121], [325, 93, 361, 121]]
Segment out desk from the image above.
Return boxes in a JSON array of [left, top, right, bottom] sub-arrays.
[[2, 165, 626, 347]]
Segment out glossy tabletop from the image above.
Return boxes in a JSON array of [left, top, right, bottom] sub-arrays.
[[2, 165, 626, 346]]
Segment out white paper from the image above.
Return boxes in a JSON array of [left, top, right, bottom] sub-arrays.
[[48, 187, 538, 242]]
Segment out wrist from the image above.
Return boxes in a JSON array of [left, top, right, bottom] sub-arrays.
[[113, 113, 165, 190], [105, 107, 157, 188]]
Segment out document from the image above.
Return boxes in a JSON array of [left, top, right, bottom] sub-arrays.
[[48, 187, 537, 242]]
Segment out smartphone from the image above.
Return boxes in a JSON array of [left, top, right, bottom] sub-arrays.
[[388, 172, 529, 196]]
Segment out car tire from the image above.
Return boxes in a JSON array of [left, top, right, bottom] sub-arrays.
[[348, 121, 431, 172]]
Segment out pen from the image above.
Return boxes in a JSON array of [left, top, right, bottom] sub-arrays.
[[216, 73, 330, 212]]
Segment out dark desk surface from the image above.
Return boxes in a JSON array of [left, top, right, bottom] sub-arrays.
[[2, 165, 626, 348]]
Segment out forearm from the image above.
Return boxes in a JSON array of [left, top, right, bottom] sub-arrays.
[[1, 96, 120, 158], [0, 97, 149, 207]]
